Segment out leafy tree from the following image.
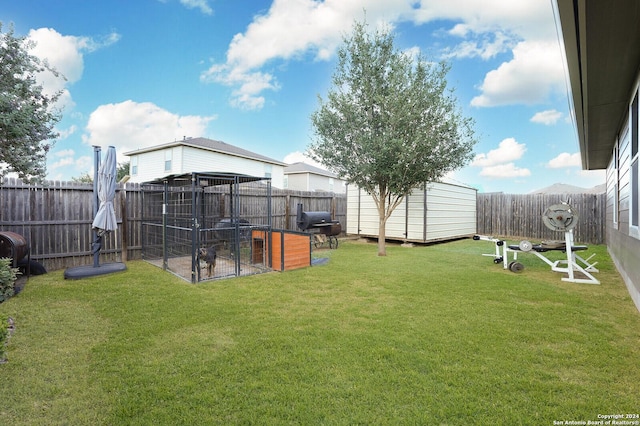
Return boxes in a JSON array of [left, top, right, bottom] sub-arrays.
[[309, 20, 477, 256], [117, 161, 129, 182], [71, 173, 93, 184], [72, 161, 130, 184], [0, 23, 62, 184]]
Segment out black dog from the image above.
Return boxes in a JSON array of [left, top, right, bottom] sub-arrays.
[[198, 246, 216, 278]]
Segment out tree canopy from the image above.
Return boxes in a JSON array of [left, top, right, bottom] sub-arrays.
[[0, 23, 62, 183], [308, 20, 477, 255], [72, 162, 130, 184]]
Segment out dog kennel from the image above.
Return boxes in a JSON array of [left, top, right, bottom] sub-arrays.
[[141, 172, 274, 282]]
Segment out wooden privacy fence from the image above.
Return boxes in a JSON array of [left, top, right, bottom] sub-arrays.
[[1, 178, 606, 272], [476, 192, 606, 245], [0, 178, 347, 272]]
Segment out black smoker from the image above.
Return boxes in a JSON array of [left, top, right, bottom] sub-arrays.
[[296, 204, 341, 248]]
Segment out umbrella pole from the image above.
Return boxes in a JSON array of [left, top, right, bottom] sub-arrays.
[[93, 146, 101, 268]]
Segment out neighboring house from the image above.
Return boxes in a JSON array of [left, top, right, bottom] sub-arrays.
[[557, 0, 640, 312], [124, 137, 286, 187], [283, 162, 347, 193]]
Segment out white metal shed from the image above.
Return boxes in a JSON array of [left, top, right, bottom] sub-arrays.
[[346, 181, 477, 243]]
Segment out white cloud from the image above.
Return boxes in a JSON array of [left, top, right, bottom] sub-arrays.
[[547, 152, 581, 169], [53, 125, 78, 141], [200, 0, 417, 109], [411, 0, 554, 39], [283, 151, 325, 168], [472, 137, 526, 167], [531, 109, 563, 125], [202, 65, 280, 111], [27, 28, 120, 111], [47, 152, 93, 180], [48, 156, 76, 170], [48, 152, 92, 175], [180, 0, 213, 15], [201, 0, 563, 110], [54, 149, 75, 158], [576, 168, 606, 184], [479, 163, 531, 178], [442, 30, 515, 60], [470, 40, 565, 107], [472, 137, 530, 179], [83, 100, 216, 163]]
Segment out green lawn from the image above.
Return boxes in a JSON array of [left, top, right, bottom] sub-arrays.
[[1, 239, 639, 425]]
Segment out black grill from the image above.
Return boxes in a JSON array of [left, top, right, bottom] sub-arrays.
[[296, 204, 341, 236]]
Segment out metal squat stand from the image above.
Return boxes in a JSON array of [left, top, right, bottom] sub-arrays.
[[474, 202, 600, 284]]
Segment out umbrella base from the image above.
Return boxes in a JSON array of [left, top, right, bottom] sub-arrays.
[[64, 262, 127, 280]]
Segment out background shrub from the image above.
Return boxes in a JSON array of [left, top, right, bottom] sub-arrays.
[[0, 258, 19, 303], [0, 314, 8, 363]]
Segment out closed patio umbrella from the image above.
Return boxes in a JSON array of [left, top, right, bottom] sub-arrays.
[[64, 145, 126, 279], [91, 145, 118, 266]]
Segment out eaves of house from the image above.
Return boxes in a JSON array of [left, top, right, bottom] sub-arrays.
[[556, 0, 640, 170]]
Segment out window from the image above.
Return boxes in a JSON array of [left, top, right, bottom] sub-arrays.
[[164, 150, 172, 172], [131, 156, 138, 175], [613, 140, 619, 229], [631, 92, 639, 237], [264, 164, 272, 179], [329, 177, 334, 192]]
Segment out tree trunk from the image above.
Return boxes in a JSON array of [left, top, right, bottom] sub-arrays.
[[377, 208, 387, 256], [378, 198, 387, 256]]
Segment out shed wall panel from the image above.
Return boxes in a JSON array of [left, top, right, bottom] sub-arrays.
[[386, 198, 407, 238], [346, 185, 360, 234], [425, 182, 476, 240], [346, 182, 477, 242], [406, 189, 426, 240]]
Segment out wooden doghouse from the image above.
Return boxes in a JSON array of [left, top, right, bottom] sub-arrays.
[[252, 229, 312, 272]]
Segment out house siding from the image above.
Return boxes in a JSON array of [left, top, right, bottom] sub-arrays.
[[606, 82, 640, 312], [308, 173, 331, 192], [128, 146, 285, 188], [130, 150, 169, 184], [285, 172, 346, 193], [286, 174, 310, 192]]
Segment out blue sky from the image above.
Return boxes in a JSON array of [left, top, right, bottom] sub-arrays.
[[1, 0, 605, 193]]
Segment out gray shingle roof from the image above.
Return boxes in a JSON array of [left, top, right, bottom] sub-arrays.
[[124, 137, 286, 166], [284, 162, 337, 178]]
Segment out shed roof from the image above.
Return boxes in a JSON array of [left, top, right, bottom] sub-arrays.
[[124, 137, 286, 166]]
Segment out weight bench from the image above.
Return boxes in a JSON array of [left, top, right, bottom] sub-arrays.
[[474, 202, 600, 285], [502, 231, 599, 284], [508, 242, 587, 253]]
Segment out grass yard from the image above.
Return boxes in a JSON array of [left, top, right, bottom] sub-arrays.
[[1, 238, 639, 425]]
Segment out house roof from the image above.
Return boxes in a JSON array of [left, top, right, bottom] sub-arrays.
[[557, 0, 640, 169], [284, 162, 339, 178], [123, 137, 286, 166]]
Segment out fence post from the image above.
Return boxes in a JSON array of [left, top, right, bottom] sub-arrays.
[[120, 187, 128, 262]]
